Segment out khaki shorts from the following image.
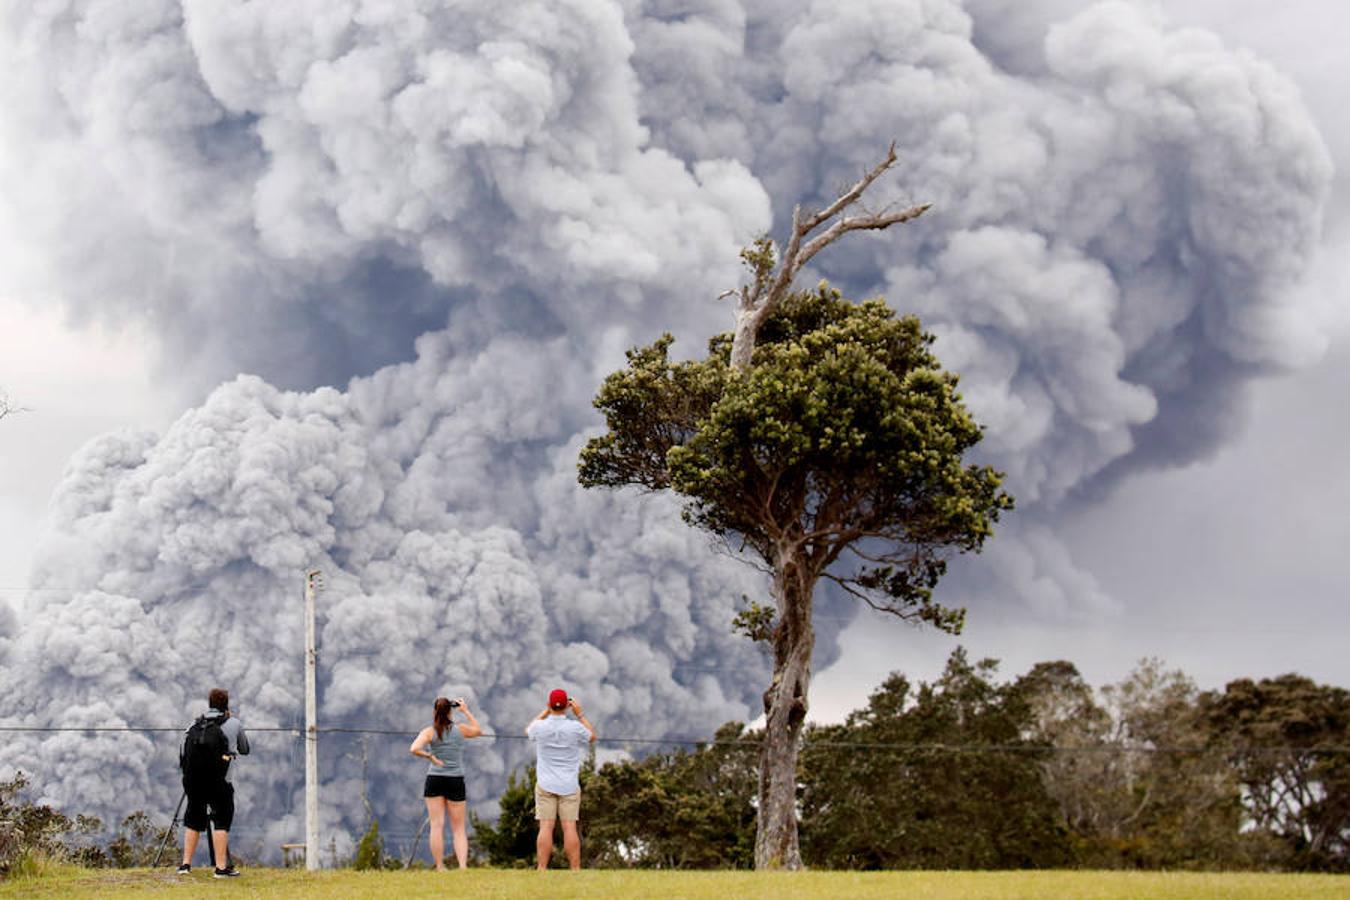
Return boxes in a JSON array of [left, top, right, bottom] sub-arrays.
[[535, 785, 581, 822]]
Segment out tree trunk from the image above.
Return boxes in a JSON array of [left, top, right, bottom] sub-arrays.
[[730, 307, 756, 370], [730, 300, 770, 370], [755, 546, 816, 870]]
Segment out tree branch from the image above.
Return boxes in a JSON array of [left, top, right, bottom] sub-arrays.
[[795, 204, 932, 276], [0, 392, 31, 422], [801, 143, 903, 232], [728, 144, 931, 369], [821, 572, 927, 622]]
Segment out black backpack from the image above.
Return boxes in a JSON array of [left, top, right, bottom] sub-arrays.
[[180, 715, 231, 780]]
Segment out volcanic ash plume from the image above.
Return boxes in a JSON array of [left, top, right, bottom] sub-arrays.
[[3, 344, 770, 850]]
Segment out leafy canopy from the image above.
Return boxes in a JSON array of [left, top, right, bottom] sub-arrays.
[[800, 649, 1069, 870], [1204, 675, 1350, 870], [580, 284, 1011, 630], [583, 722, 759, 869]]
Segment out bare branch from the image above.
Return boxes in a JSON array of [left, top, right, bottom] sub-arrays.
[[727, 144, 931, 369], [796, 203, 932, 272], [799, 142, 900, 233], [820, 572, 927, 622], [0, 392, 31, 422]]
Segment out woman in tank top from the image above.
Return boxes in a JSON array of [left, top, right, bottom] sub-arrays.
[[410, 696, 482, 869]]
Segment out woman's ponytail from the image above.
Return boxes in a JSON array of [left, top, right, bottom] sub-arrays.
[[433, 697, 453, 740]]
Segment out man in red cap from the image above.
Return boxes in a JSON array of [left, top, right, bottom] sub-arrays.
[[525, 688, 596, 869]]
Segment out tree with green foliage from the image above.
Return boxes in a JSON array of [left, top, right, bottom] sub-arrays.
[[1096, 661, 1256, 869], [584, 722, 758, 868], [1018, 660, 1109, 835], [1204, 675, 1350, 870], [1020, 659, 1267, 870], [1017, 659, 1141, 865], [580, 283, 1011, 868], [800, 649, 1068, 869]]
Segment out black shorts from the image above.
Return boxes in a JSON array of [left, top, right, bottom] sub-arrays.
[[423, 775, 466, 801], [183, 778, 234, 832]]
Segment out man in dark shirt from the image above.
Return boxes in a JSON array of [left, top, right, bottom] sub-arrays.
[[178, 687, 249, 878]]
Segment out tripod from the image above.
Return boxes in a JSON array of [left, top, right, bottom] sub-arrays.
[[152, 792, 186, 868]]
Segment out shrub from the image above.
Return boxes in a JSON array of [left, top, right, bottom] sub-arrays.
[[352, 819, 384, 870]]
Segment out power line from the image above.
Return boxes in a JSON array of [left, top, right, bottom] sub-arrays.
[[1, 724, 1347, 755]]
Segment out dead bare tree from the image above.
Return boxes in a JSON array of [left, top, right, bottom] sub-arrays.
[[722, 143, 931, 369]]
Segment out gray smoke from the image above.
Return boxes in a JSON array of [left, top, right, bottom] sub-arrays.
[[3, 359, 771, 851], [0, 0, 1332, 852]]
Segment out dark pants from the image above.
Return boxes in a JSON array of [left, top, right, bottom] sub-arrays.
[[183, 778, 234, 832]]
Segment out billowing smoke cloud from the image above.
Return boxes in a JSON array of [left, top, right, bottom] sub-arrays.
[[2, 352, 771, 851], [0, 0, 1332, 851], [0, 0, 769, 389]]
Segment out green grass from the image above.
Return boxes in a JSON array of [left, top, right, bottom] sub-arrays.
[[3, 867, 1348, 899]]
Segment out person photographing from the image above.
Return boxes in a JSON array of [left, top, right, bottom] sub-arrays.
[[410, 696, 482, 869], [525, 689, 596, 870], [177, 687, 249, 878]]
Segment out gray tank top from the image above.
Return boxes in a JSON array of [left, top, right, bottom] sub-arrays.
[[426, 726, 465, 777]]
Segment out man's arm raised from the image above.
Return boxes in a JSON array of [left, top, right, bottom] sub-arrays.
[[569, 698, 597, 743], [525, 708, 550, 737]]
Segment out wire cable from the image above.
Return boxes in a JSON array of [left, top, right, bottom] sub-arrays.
[[1, 724, 1347, 755]]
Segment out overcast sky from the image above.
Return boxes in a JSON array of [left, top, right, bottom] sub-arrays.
[[1, 1, 1347, 840]]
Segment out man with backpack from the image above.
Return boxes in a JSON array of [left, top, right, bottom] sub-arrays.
[[177, 687, 249, 877]]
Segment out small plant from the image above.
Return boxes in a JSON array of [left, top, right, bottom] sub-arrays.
[[352, 819, 384, 870], [6, 848, 56, 881]]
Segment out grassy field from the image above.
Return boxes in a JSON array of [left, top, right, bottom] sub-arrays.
[[2, 866, 1348, 899]]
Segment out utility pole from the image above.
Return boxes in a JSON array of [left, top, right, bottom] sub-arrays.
[[304, 568, 324, 870]]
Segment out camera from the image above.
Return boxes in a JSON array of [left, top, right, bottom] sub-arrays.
[[448, 699, 461, 708]]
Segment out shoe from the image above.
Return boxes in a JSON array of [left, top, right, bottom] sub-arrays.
[[175, 864, 191, 875], [213, 866, 241, 878]]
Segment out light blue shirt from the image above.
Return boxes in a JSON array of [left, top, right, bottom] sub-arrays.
[[526, 715, 591, 795]]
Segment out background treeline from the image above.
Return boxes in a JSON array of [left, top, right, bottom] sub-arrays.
[[479, 650, 1349, 872], [3, 650, 1347, 875]]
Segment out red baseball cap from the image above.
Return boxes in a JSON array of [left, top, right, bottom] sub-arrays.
[[548, 689, 568, 710]]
